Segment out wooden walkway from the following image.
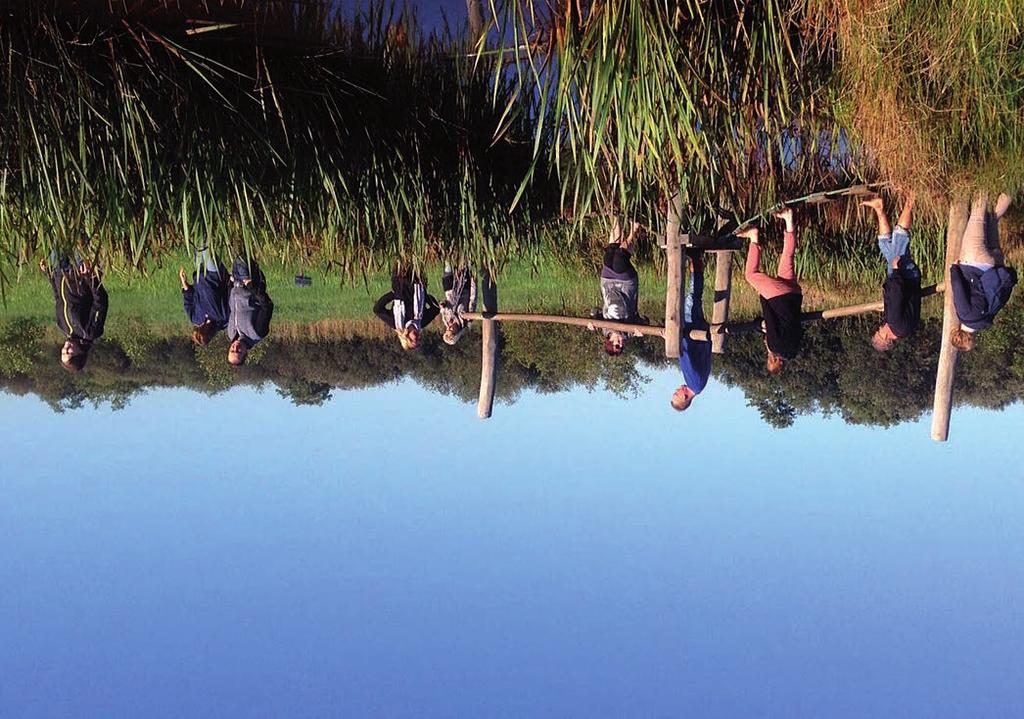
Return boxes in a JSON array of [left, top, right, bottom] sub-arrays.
[[468, 196, 970, 441]]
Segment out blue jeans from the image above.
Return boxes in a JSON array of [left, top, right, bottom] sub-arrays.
[[684, 265, 707, 327], [878, 226, 920, 279]]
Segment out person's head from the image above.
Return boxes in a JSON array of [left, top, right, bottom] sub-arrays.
[[603, 331, 626, 356], [191, 319, 219, 347], [227, 338, 249, 366], [871, 323, 899, 352], [60, 339, 88, 372], [443, 320, 465, 346], [766, 349, 786, 376], [398, 325, 421, 351], [951, 327, 976, 352], [671, 385, 696, 412]]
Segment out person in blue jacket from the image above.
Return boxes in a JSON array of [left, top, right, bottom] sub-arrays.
[[950, 193, 1016, 351], [179, 249, 230, 346], [672, 249, 712, 412]]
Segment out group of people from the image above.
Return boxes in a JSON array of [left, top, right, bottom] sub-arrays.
[[179, 252, 274, 366], [40, 192, 1016, 396], [40, 249, 274, 372], [589, 192, 1016, 413], [373, 264, 477, 349]]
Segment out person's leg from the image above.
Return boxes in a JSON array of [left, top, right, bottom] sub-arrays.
[[986, 193, 1011, 265], [744, 241, 774, 296], [960, 193, 996, 265], [685, 258, 706, 326], [442, 264, 455, 293], [412, 280, 426, 322], [608, 216, 622, 245], [776, 229, 797, 282], [232, 256, 251, 284], [862, 197, 892, 236]]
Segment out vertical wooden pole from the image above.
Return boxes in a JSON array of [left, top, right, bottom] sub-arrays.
[[931, 198, 969, 442], [711, 251, 733, 354], [477, 271, 498, 419], [664, 194, 683, 359]]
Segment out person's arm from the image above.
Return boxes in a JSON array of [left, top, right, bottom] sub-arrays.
[[373, 292, 396, 327], [467, 276, 478, 312], [86, 283, 109, 340], [949, 265, 982, 322], [251, 287, 274, 339], [421, 294, 441, 328], [182, 285, 196, 321], [986, 266, 1018, 317]]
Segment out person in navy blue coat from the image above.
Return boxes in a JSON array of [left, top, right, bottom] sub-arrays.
[[179, 249, 230, 346], [672, 250, 712, 412], [950, 193, 1017, 351]]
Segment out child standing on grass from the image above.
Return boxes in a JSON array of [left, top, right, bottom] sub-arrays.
[[373, 265, 440, 351], [671, 249, 712, 412], [40, 253, 108, 373], [179, 248, 230, 347], [439, 264, 477, 346], [736, 207, 804, 375], [594, 217, 646, 355], [226, 256, 274, 366], [949, 193, 1017, 351], [862, 194, 922, 351]]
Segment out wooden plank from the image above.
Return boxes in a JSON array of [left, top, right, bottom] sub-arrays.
[[463, 284, 945, 343], [664, 194, 683, 358], [711, 252, 732, 353], [477, 272, 498, 420], [931, 199, 969, 442], [462, 312, 665, 337]]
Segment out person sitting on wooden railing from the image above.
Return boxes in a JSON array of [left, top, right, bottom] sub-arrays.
[[179, 247, 230, 347], [671, 249, 711, 411], [439, 264, 477, 346], [861, 194, 921, 351], [949, 193, 1017, 351], [40, 253, 108, 373], [736, 207, 803, 375], [592, 217, 647, 355], [227, 256, 274, 366], [373, 264, 440, 351]]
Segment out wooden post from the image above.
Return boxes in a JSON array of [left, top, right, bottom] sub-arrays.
[[931, 199, 969, 442], [477, 272, 498, 420], [711, 251, 732, 354], [664, 194, 683, 358]]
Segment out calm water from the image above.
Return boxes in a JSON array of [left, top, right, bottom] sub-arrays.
[[2, 371, 1022, 718]]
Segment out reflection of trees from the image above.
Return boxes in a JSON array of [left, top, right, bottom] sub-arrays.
[[1, 296, 1021, 426]]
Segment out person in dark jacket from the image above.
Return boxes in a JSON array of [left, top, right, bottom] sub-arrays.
[[179, 248, 230, 346], [861, 195, 921, 351], [672, 249, 712, 411], [950, 192, 1016, 351], [736, 207, 803, 375], [226, 256, 273, 366], [40, 254, 108, 373], [439, 264, 477, 346], [373, 265, 440, 350], [593, 217, 646, 355]]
